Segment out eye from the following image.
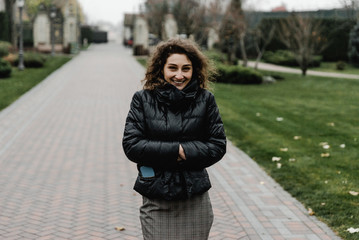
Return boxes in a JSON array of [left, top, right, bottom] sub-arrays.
[[168, 66, 177, 71], [182, 67, 191, 72]]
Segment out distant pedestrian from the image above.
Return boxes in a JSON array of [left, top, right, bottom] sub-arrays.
[[122, 38, 226, 240]]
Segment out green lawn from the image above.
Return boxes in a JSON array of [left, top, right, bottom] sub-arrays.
[[213, 72, 359, 239], [0, 55, 71, 111], [312, 62, 359, 75]]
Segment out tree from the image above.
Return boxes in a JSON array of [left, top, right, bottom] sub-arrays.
[[25, 0, 52, 19], [171, 0, 208, 46], [219, 0, 248, 66], [348, 21, 359, 66], [145, 0, 169, 40], [278, 14, 328, 76], [252, 25, 276, 69], [340, 0, 359, 20]]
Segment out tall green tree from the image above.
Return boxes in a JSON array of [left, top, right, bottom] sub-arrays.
[[25, 0, 52, 19]]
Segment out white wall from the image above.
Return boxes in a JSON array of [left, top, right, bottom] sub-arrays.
[[0, 0, 5, 12], [33, 13, 51, 46]]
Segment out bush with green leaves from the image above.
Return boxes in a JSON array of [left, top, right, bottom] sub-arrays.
[[336, 61, 346, 70], [0, 41, 11, 58], [0, 59, 12, 78], [13, 52, 47, 68], [205, 50, 226, 64], [263, 50, 322, 67], [216, 64, 263, 84]]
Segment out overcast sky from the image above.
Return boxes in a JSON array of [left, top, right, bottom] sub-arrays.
[[77, 0, 344, 25]]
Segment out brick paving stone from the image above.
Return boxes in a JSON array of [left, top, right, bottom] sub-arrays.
[[0, 43, 342, 239]]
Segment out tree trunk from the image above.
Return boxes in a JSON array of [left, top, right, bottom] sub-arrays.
[[254, 52, 263, 70], [239, 34, 247, 67], [301, 67, 307, 76]]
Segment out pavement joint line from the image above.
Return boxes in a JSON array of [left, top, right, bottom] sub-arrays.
[[0, 65, 74, 158], [209, 166, 274, 239]]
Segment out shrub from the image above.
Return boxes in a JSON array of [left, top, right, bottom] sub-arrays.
[[0, 59, 12, 78], [216, 64, 263, 84], [13, 52, 47, 68], [205, 50, 226, 64], [3, 53, 17, 66], [336, 61, 346, 70], [0, 41, 11, 58], [263, 50, 322, 67]]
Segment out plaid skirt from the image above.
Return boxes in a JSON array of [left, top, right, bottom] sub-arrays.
[[140, 191, 213, 240]]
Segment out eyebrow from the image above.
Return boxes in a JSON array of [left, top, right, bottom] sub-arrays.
[[167, 63, 192, 67]]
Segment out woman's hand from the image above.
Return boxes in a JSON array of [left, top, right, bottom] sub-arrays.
[[178, 144, 186, 161]]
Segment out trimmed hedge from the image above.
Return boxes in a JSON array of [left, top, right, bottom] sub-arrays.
[[263, 50, 322, 67], [216, 64, 263, 84], [0, 12, 10, 42], [0, 59, 12, 78], [0, 41, 11, 58], [13, 52, 47, 68]]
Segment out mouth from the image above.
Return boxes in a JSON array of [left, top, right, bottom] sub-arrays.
[[171, 79, 188, 85]]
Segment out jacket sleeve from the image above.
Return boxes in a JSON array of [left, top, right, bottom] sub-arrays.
[[122, 91, 179, 169], [180, 92, 226, 170]]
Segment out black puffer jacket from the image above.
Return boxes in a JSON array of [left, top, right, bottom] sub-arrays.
[[122, 79, 226, 198]]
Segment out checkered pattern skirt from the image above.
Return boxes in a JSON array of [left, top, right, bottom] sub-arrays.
[[140, 191, 213, 240]]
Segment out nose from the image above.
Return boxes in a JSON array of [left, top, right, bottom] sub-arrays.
[[175, 71, 184, 79]]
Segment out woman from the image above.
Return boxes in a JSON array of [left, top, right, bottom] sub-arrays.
[[122, 38, 226, 239]]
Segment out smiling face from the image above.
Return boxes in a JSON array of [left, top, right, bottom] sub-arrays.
[[163, 53, 193, 90]]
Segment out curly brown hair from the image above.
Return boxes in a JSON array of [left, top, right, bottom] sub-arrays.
[[143, 38, 214, 90]]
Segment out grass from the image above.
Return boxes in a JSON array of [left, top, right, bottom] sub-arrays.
[[213, 71, 359, 239], [0, 55, 71, 111], [312, 62, 359, 75]]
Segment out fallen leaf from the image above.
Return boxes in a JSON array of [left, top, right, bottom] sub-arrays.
[[349, 191, 359, 196], [347, 227, 359, 233], [280, 148, 288, 152], [340, 144, 346, 149], [327, 122, 335, 127], [289, 158, 296, 162], [321, 202, 326, 206], [308, 208, 315, 216], [260, 181, 265, 185], [256, 112, 261, 117], [293, 136, 301, 140], [319, 142, 328, 146], [322, 144, 330, 149], [324, 180, 328, 184], [115, 227, 126, 231], [276, 117, 283, 121], [276, 163, 282, 169], [272, 156, 281, 162], [321, 153, 330, 158]]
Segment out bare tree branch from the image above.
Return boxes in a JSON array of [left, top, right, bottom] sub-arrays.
[[277, 14, 328, 76]]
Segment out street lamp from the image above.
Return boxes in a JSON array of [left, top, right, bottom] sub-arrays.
[[50, 6, 56, 56], [17, 0, 25, 70]]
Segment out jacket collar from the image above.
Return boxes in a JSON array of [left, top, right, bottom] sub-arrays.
[[155, 79, 199, 109]]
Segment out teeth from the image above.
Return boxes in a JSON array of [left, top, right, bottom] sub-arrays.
[[173, 79, 185, 84]]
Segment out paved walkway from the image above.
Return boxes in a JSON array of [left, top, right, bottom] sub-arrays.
[[0, 43, 341, 240], [245, 61, 359, 80]]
